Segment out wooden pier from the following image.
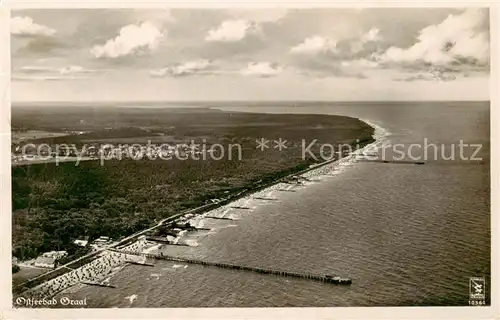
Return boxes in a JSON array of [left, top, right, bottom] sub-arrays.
[[125, 260, 155, 267], [253, 197, 279, 201], [294, 176, 311, 181], [230, 206, 251, 210], [113, 249, 352, 285]]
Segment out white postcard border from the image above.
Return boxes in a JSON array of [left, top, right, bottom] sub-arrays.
[[1, 1, 498, 319]]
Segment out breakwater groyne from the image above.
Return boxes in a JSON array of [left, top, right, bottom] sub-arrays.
[[359, 159, 425, 165], [111, 249, 352, 285], [205, 216, 234, 221]]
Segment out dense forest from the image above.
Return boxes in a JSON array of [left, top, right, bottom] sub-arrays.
[[12, 107, 374, 261]]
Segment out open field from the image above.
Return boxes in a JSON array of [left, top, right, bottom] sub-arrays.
[[12, 266, 50, 287], [11, 131, 72, 144]]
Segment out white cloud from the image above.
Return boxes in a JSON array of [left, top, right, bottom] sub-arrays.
[[290, 36, 337, 55], [361, 28, 381, 43], [395, 72, 457, 82], [19, 65, 95, 75], [19, 65, 54, 73], [205, 20, 259, 42], [91, 22, 164, 59], [59, 65, 95, 75], [12, 75, 87, 82], [204, 11, 284, 43], [11, 16, 56, 37], [240, 62, 283, 77], [150, 59, 211, 77], [14, 64, 97, 83], [350, 28, 381, 53], [341, 59, 379, 68], [379, 9, 489, 67]]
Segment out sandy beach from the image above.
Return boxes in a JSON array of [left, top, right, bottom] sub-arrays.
[[22, 239, 150, 300]]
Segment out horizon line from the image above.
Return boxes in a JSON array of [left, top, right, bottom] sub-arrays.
[[11, 100, 491, 105]]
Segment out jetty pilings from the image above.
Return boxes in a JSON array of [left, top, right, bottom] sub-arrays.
[[360, 159, 426, 165], [81, 281, 117, 288], [204, 216, 234, 221], [111, 249, 352, 285]]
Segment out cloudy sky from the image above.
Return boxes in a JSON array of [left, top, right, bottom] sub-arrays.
[[11, 8, 490, 102]]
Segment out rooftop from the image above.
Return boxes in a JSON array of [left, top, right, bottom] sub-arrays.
[[34, 256, 56, 265]]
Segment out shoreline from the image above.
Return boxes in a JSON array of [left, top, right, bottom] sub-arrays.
[[15, 118, 384, 300], [186, 119, 387, 220]]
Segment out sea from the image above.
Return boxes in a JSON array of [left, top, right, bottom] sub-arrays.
[[54, 101, 491, 307]]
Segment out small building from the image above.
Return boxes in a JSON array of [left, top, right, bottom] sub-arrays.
[[94, 236, 110, 243], [92, 236, 112, 249], [74, 236, 90, 247], [42, 250, 67, 259], [34, 256, 56, 269]]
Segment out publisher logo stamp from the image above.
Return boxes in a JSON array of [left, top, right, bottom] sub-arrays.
[[469, 277, 486, 300]]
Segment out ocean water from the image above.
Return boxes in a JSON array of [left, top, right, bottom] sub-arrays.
[[55, 101, 490, 307]]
